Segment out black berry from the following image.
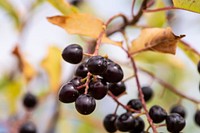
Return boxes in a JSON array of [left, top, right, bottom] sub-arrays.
[[127, 99, 142, 111], [103, 62, 123, 83], [75, 62, 89, 78], [149, 105, 167, 123], [166, 113, 186, 133], [62, 44, 83, 64], [19, 121, 37, 133], [194, 110, 200, 126], [129, 117, 145, 133], [103, 114, 118, 133], [58, 82, 79, 103], [70, 76, 85, 94], [109, 81, 126, 97], [170, 105, 186, 118], [23, 93, 37, 110], [87, 56, 107, 75], [75, 94, 96, 115], [115, 112, 135, 132], [89, 78, 108, 100], [141, 86, 153, 102], [198, 61, 200, 74]]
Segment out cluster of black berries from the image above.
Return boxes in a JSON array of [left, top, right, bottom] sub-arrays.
[[195, 61, 200, 128], [19, 93, 38, 133], [103, 86, 153, 133], [59, 44, 124, 115]]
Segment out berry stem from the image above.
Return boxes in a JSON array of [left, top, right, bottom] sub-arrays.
[[139, 67, 200, 104], [114, 104, 119, 115], [129, 56, 158, 133], [131, 0, 136, 17], [84, 72, 92, 94]]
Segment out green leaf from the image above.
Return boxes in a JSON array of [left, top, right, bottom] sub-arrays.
[[0, 0, 20, 28], [172, 0, 200, 13], [178, 41, 200, 64], [47, 0, 78, 15], [145, 0, 166, 27]]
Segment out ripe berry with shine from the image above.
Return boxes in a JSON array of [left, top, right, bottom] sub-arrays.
[[149, 105, 167, 123], [127, 99, 142, 111], [129, 117, 145, 133], [141, 86, 153, 102], [58, 82, 79, 103], [103, 62, 123, 83], [89, 78, 108, 100], [19, 121, 37, 133], [75, 62, 88, 78], [70, 76, 85, 94], [62, 44, 83, 64], [109, 81, 126, 97], [75, 94, 96, 115], [23, 93, 37, 110], [170, 105, 186, 118], [103, 114, 118, 133], [87, 56, 107, 75], [115, 112, 135, 132], [166, 113, 186, 133]]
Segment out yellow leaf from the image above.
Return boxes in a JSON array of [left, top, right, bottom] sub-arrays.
[[130, 27, 185, 55], [47, 0, 78, 15], [145, 0, 166, 27], [47, 13, 122, 47], [41, 46, 62, 93], [12, 46, 36, 83], [173, 0, 200, 13]]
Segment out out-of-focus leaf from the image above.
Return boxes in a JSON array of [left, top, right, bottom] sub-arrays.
[[172, 0, 200, 13], [47, 13, 122, 46], [1, 80, 22, 114], [41, 46, 62, 93], [178, 41, 200, 64], [57, 119, 72, 133], [12, 46, 36, 83], [47, 0, 78, 15], [0, 0, 20, 28], [135, 51, 184, 69], [130, 27, 185, 55], [77, 123, 94, 133], [145, 0, 166, 27]]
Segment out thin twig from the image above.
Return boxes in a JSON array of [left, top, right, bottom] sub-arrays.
[[139, 67, 200, 104]]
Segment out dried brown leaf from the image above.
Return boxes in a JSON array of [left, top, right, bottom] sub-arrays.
[[47, 13, 122, 46], [130, 27, 185, 55]]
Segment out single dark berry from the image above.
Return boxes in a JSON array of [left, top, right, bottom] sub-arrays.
[[19, 121, 37, 133], [89, 78, 108, 100], [58, 82, 79, 103], [87, 56, 107, 75], [103, 114, 118, 133], [127, 99, 142, 111], [166, 113, 186, 133], [198, 61, 200, 74], [141, 86, 153, 102], [75, 94, 96, 115], [129, 117, 145, 133], [23, 93, 37, 110], [170, 105, 186, 118], [108, 81, 126, 97], [103, 62, 123, 83], [62, 44, 83, 64], [75, 62, 88, 78], [70, 76, 85, 94], [115, 112, 135, 132], [149, 105, 167, 123], [194, 110, 200, 126], [70, 0, 82, 6]]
